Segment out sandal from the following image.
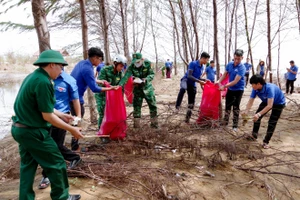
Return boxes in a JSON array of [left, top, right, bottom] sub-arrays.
[[38, 177, 50, 189], [262, 143, 270, 149]]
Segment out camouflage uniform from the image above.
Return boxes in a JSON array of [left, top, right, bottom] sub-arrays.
[[119, 54, 158, 128], [95, 65, 122, 127]]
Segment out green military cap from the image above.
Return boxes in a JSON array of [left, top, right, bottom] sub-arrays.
[[132, 52, 142, 63], [33, 50, 68, 66]]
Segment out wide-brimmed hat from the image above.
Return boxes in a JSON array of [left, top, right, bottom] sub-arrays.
[[33, 50, 68, 66], [132, 52, 142, 63]]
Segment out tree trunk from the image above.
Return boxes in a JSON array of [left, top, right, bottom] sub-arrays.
[[168, 0, 188, 67], [213, 0, 222, 119], [31, 0, 51, 53], [119, 0, 130, 62], [79, 0, 97, 124], [173, 26, 178, 75], [227, 0, 237, 63], [132, 0, 136, 52], [224, 0, 228, 66], [267, 0, 272, 83], [188, 0, 199, 59], [98, 0, 111, 64], [150, 2, 158, 72]]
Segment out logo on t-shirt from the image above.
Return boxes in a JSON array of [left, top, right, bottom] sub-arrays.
[[57, 86, 66, 92]]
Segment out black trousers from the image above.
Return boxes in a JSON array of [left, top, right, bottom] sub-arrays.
[[245, 73, 250, 86], [42, 126, 80, 178], [224, 89, 244, 128], [252, 102, 285, 144], [70, 102, 85, 151], [286, 79, 295, 94], [175, 83, 197, 109]]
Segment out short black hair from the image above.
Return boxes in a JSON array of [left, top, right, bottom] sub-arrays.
[[250, 74, 266, 85], [234, 49, 244, 56], [200, 52, 210, 59], [210, 60, 214, 64], [88, 47, 104, 59], [290, 60, 294, 64]]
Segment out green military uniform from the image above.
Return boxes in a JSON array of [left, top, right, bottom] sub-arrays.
[[11, 51, 70, 200], [95, 65, 122, 127], [119, 53, 158, 127]]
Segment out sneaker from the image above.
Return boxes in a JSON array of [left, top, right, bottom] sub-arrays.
[[262, 143, 270, 149], [68, 158, 82, 170], [232, 128, 238, 132], [67, 194, 81, 200]]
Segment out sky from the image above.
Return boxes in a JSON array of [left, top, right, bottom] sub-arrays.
[[0, 2, 81, 56], [1, 0, 300, 76]]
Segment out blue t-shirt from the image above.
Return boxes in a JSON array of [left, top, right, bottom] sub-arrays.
[[96, 62, 105, 73], [244, 62, 252, 74], [71, 59, 102, 104], [54, 71, 79, 113], [183, 60, 204, 87], [250, 83, 285, 105], [226, 61, 246, 91], [165, 61, 172, 68], [259, 65, 265, 76], [205, 66, 216, 82], [287, 65, 298, 80]]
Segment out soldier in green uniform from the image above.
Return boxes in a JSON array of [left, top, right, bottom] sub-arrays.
[[95, 54, 127, 128], [118, 52, 158, 128], [11, 50, 83, 200]]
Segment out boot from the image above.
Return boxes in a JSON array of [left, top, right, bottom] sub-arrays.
[[150, 117, 159, 129], [185, 109, 192, 123], [134, 118, 140, 128]]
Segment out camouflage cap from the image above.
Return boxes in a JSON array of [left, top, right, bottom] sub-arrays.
[[132, 52, 142, 63], [33, 50, 68, 66]]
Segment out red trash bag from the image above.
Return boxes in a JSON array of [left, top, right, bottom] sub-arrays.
[[196, 82, 221, 125], [124, 76, 134, 104], [220, 73, 229, 98], [97, 86, 127, 140]]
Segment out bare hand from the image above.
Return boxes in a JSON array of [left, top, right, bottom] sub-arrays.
[[111, 86, 119, 90], [253, 114, 260, 122], [219, 85, 225, 91], [198, 80, 206, 85], [60, 113, 74, 123], [70, 127, 84, 139]]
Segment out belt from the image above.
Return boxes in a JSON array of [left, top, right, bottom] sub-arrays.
[[13, 122, 29, 128]]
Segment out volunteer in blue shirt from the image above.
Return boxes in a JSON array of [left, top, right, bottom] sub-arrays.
[[286, 60, 298, 95], [202, 60, 216, 83], [165, 59, 173, 78], [242, 75, 286, 149], [95, 61, 105, 78], [175, 52, 210, 123], [244, 58, 252, 87], [70, 47, 118, 151], [38, 70, 82, 190], [217, 49, 246, 132]]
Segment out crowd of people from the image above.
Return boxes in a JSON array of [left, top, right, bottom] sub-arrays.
[[11, 47, 298, 200]]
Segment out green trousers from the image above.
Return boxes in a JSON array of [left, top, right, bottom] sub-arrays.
[[11, 126, 69, 200], [95, 92, 106, 128], [133, 88, 157, 119]]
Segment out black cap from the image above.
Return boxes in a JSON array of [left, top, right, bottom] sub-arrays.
[[234, 49, 244, 56]]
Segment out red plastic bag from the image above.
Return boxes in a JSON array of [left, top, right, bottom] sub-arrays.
[[196, 82, 221, 125], [97, 86, 127, 140], [124, 76, 134, 104], [220, 73, 229, 98]]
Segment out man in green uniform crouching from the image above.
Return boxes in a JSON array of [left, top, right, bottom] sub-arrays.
[[95, 54, 127, 128], [11, 50, 83, 200], [119, 52, 158, 128]]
